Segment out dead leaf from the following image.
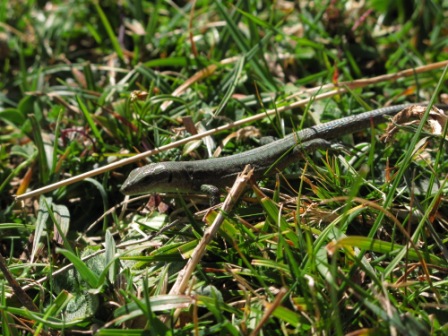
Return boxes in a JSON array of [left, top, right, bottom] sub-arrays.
[[381, 105, 448, 142]]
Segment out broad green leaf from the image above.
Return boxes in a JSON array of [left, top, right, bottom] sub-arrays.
[[56, 249, 100, 288]]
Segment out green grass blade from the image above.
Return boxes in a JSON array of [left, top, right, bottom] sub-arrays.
[[56, 248, 100, 288], [332, 236, 443, 264], [92, 2, 125, 63], [76, 95, 104, 146], [213, 55, 245, 118], [29, 115, 49, 184]]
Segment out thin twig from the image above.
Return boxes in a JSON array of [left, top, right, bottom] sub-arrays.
[[15, 60, 448, 201], [0, 252, 39, 312], [15, 89, 342, 201], [165, 165, 253, 325], [169, 165, 254, 296]]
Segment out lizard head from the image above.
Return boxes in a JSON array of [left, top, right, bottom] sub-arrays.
[[120, 163, 174, 195]]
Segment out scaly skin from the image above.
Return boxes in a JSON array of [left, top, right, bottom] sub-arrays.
[[120, 104, 443, 202]]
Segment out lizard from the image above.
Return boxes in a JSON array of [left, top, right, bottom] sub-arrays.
[[120, 104, 444, 204]]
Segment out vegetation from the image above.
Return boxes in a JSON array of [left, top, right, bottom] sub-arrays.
[[1, 0, 448, 334]]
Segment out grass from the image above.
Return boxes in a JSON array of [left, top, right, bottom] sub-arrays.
[[1, 0, 448, 334]]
